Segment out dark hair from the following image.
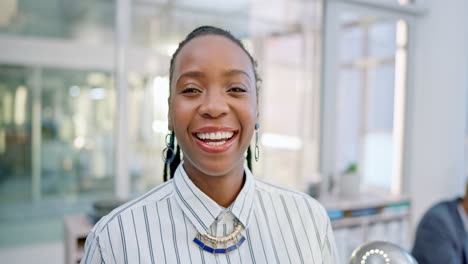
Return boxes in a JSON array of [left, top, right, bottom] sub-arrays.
[[163, 26, 260, 181]]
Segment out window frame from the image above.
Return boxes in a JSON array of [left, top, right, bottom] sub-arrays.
[[320, 0, 426, 195]]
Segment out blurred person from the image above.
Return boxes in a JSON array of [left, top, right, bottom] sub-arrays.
[[80, 26, 338, 263], [412, 182, 468, 263]]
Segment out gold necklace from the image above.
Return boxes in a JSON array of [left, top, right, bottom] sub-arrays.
[[193, 221, 246, 254]]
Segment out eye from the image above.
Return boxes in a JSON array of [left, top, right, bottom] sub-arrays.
[[228, 87, 247, 93], [181, 87, 201, 94]]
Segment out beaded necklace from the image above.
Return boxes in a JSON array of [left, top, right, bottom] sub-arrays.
[[193, 221, 246, 254]]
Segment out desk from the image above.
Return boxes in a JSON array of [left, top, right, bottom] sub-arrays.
[[321, 192, 411, 262]]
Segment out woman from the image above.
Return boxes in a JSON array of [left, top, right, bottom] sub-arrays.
[[81, 26, 338, 264]]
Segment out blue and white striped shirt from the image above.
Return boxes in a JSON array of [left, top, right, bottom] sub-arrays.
[[81, 162, 338, 263]]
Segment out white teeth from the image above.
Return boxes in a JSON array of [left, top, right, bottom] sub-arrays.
[[206, 141, 227, 146], [196, 131, 234, 140]]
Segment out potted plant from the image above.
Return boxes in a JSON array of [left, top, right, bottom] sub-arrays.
[[339, 162, 360, 199]]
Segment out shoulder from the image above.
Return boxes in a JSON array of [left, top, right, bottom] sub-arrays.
[[82, 180, 175, 263], [254, 178, 330, 228], [254, 177, 322, 204], [420, 199, 459, 225], [416, 198, 461, 240], [412, 199, 462, 259], [90, 179, 175, 237]]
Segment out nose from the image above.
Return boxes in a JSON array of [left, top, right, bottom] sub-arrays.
[[198, 89, 229, 119]]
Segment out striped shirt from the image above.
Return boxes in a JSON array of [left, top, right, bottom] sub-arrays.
[[81, 162, 338, 264]]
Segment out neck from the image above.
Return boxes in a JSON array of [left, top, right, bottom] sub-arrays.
[[462, 197, 468, 214], [183, 161, 245, 208]]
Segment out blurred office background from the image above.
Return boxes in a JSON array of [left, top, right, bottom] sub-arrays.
[[0, 0, 466, 263]]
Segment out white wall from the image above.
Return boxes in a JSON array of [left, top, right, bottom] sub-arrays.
[[408, 0, 468, 233]]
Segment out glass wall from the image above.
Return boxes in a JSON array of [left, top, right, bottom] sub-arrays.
[[126, 73, 169, 194], [0, 65, 32, 203], [40, 68, 115, 197], [0, 66, 115, 200], [0, 0, 117, 247], [0, 0, 114, 44], [0, 65, 115, 247]]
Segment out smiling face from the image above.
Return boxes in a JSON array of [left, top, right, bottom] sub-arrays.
[[169, 35, 258, 177]]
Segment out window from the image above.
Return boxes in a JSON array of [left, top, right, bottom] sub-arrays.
[[337, 14, 407, 190], [322, 2, 410, 194]]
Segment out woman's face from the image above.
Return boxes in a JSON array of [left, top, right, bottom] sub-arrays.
[[169, 35, 258, 177]]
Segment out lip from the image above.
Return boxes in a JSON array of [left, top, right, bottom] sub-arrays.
[[192, 126, 239, 153]]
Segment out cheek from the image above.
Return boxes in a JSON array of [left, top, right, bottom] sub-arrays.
[[238, 101, 257, 138], [171, 99, 194, 133], [245, 98, 258, 123]]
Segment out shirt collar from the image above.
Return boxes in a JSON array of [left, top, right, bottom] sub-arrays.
[[173, 161, 255, 235], [228, 163, 255, 229]]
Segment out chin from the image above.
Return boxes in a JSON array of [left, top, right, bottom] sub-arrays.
[[185, 155, 244, 177]]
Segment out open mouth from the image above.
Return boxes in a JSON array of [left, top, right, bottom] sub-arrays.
[[194, 131, 237, 145], [192, 130, 239, 153]]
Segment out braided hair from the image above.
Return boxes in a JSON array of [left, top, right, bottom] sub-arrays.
[[163, 26, 261, 181]]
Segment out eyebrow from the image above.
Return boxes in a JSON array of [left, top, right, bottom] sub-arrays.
[[222, 69, 252, 80], [175, 69, 252, 85], [176, 71, 206, 84]]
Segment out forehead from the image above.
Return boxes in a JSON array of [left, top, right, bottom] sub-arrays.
[[173, 35, 254, 77]]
